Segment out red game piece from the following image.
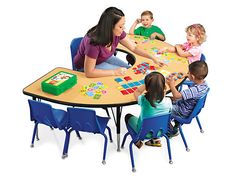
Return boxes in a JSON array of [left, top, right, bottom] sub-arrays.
[[124, 76, 132, 81], [120, 90, 129, 95]]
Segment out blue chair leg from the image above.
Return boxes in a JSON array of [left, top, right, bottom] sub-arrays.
[[75, 130, 82, 139], [62, 129, 72, 159], [106, 126, 113, 142], [31, 123, 38, 147], [164, 135, 173, 164], [195, 116, 204, 133], [129, 141, 136, 172], [179, 126, 190, 152], [121, 132, 129, 148], [102, 134, 108, 165]]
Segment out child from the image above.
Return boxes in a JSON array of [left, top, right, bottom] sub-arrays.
[[124, 72, 172, 148], [129, 10, 165, 41], [159, 24, 207, 63], [166, 61, 209, 136]]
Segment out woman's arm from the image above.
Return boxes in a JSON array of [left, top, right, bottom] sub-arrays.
[[120, 36, 166, 67], [84, 55, 126, 78]]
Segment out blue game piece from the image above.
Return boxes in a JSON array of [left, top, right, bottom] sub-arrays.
[[139, 79, 145, 84], [114, 78, 123, 83], [127, 82, 135, 87], [121, 84, 130, 89], [86, 91, 94, 97], [133, 81, 141, 86]]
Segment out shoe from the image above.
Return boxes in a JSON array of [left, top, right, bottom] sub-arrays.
[[145, 139, 162, 147], [168, 128, 179, 138], [134, 140, 143, 149]]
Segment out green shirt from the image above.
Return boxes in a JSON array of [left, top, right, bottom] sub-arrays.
[[134, 25, 165, 40], [128, 95, 172, 133]]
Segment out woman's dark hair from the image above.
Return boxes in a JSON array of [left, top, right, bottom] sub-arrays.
[[87, 7, 125, 46], [144, 72, 166, 107]]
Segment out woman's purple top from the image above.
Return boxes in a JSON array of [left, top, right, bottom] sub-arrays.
[[74, 31, 126, 69]]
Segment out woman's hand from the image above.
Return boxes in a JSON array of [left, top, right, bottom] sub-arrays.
[[114, 67, 127, 76], [153, 58, 167, 67]]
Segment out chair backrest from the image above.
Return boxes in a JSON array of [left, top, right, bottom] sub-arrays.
[[200, 53, 206, 61], [70, 37, 83, 70], [189, 88, 210, 119], [136, 114, 171, 140], [67, 107, 100, 133], [28, 100, 58, 128]]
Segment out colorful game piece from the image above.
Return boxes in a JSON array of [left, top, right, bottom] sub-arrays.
[[124, 76, 132, 81], [127, 88, 134, 93], [121, 84, 130, 89], [93, 94, 101, 99], [114, 77, 123, 83], [133, 81, 141, 86], [120, 90, 129, 95], [79, 82, 108, 99], [127, 82, 135, 87], [139, 79, 145, 84]]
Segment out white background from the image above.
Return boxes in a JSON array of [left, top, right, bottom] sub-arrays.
[[0, 0, 235, 176]]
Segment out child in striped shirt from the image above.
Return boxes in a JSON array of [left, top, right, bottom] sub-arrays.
[[166, 61, 209, 135]]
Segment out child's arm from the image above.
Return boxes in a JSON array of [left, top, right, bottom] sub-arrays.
[[129, 18, 141, 34], [134, 85, 145, 101], [150, 32, 165, 41], [166, 76, 182, 100], [158, 45, 176, 54], [175, 44, 193, 58]]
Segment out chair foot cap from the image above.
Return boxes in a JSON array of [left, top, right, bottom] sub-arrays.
[[62, 154, 68, 159]]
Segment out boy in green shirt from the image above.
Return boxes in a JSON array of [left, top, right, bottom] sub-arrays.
[[129, 10, 165, 41]]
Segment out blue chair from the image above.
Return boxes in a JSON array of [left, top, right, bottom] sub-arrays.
[[63, 107, 113, 164], [171, 88, 210, 151], [200, 53, 206, 61], [178, 53, 206, 91], [121, 114, 172, 172], [70, 37, 83, 70], [28, 99, 68, 157]]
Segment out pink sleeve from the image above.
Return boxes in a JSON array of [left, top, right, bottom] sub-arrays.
[[188, 46, 201, 56]]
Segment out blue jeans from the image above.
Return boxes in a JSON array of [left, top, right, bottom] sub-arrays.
[[96, 55, 130, 70]]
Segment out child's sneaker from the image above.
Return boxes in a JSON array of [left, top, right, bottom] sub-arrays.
[[145, 139, 162, 147], [134, 140, 143, 149], [168, 128, 179, 138]]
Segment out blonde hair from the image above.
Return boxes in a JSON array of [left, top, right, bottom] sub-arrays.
[[141, 10, 153, 19], [186, 24, 207, 45]]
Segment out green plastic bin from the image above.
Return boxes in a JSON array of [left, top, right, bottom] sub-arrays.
[[41, 71, 77, 95]]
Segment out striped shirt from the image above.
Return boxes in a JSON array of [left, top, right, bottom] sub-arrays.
[[172, 81, 208, 118]]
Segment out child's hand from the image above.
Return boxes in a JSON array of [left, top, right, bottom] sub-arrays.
[[157, 47, 167, 54], [150, 33, 157, 40], [136, 18, 141, 24], [166, 76, 175, 86], [179, 72, 188, 78]]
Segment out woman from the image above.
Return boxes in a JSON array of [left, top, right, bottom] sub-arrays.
[[74, 7, 165, 78]]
